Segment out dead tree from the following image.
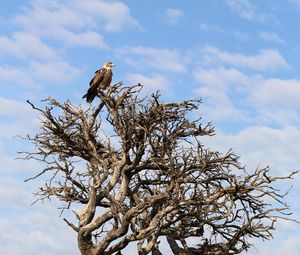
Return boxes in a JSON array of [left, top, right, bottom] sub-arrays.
[[20, 82, 298, 255]]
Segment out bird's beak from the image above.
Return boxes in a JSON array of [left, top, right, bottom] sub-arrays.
[[111, 63, 115, 67]]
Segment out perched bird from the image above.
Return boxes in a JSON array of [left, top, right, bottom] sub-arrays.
[[82, 61, 115, 103]]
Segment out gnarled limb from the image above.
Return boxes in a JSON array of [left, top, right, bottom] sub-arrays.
[[21, 83, 298, 255]]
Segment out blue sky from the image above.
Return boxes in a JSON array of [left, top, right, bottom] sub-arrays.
[[1, 0, 300, 254]]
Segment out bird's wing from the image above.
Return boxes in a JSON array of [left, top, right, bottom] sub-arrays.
[[89, 68, 106, 87]]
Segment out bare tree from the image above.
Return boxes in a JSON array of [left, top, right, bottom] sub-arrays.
[[20, 82, 298, 255]]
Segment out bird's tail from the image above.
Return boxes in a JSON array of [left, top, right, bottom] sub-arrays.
[[82, 93, 94, 103], [86, 97, 93, 103]]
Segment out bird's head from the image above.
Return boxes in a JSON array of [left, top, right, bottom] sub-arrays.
[[103, 61, 115, 69]]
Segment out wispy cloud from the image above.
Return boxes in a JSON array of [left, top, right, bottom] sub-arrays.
[[69, 0, 139, 32], [0, 32, 59, 61], [0, 97, 39, 138], [193, 67, 254, 122], [202, 46, 289, 71], [126, 73, 170, 93], [194, 67, 251, 87], [260, 31, 285, 44], [0, 59, 81, 93], [0, 176, 77, 255], [251, 79, 300, 125], [0, 66, 38, 89], [197, 22, 224, 33], [165, 8, 184, 24], [0, 0, 139, 93], [197, 23, 251, 41], [13, 0, 138, 49], [15, 0, 138, 33], [225, 0, 269, 22], [191, 44, 300, 127], [0, 97, 35, 118], [44, 29, 108, 49], [116, 46, 189, 73], [193, 63, 300, 126], [202, 125, 300, 175], [29, 61, 80, 84], [290, 0, 300, 9]]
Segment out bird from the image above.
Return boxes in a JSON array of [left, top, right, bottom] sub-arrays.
[[82, 61, 115, 103]]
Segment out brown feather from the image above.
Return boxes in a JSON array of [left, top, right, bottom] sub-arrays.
[[82, 67, 113, 103]]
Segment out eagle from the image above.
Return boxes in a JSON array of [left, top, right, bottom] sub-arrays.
[[82, 61, 115, 103]]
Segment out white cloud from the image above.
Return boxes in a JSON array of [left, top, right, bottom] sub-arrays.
[[0, 32, 59, 61], [0, 66, 38, 88], [0, 123, 38, 140], [225, 0, 268, 22], [260, 31, 285, 44], [251, 79, 300, 125], [194, 67, 252, 88], [0, 176, 78, 255], [203, 126, 300, 175], [165, 8, 184, 24], [43, 28, 108, 49], [191, 47, 300, 126], [14, 0, 85, 31], [0, 211, 77, 255], [0, 60, 80, 90], [126, 73, 170, 93], [14, 0, 138, 45], [253, 79, 300, 108], [0, 97, 40, 139], [193, 65, 300, 126], [0, 150, 78, 254], [197, 23, 251, 41], [0, 154, 39, 178], [70, 0, 139, 32], [116, 46, 188, 73], [30, 61, 80, 84], [194, 67, 246, 107], [0, 97, 35, 118], [193, 67, 261, 122], [226, 0, 254, 19], [0, 177, 32, 207], [192, 46, 300, 126], [274, 236, 300, 255], [202, 46, 289, 71], [200, 102, 248, 123]]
